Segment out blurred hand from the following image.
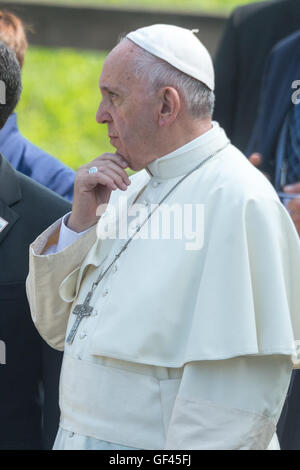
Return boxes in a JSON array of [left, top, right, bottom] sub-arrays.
[[284, 182, 300, 237], [67, 153, 130, 233], [249, 152, 271, 181], [284, 182, 300, 194], [249, 152, 262, 168]]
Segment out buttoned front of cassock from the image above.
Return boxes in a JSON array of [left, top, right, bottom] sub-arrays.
[[26, 123, 300, 450]]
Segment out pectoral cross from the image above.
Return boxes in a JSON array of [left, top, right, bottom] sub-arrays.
[[66, 291, 94, 344]]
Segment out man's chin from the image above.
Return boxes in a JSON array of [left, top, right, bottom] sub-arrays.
[[127, 161, 144, 172], [114, 149, 144, 172]]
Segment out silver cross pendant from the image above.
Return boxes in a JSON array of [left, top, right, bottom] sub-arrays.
[[66, 291, 94, 344]]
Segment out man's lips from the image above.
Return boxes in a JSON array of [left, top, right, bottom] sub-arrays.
[[109, 135, 119, 145]]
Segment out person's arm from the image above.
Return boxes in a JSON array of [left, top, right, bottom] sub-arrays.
[[26, 219, 96, 351], [165, 355, 292, 450], [44, 212, 91, 255], [26, 152, 130, 351], [48, 166, 75, 203], [26, 216, 97, 351], [213, 12, 238, 138], [23, 144, 76, 203], [284, 183, 300, 237], [246, 44, 275, 160]]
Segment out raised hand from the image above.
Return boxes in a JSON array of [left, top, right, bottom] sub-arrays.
[[67, 153, 130, 233]]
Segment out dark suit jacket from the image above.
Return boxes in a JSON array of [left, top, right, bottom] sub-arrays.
[[0, 114, 75, 202], [247, 29, 300, 182], [0, 154, 71, 449], [214, 0, 300, 153]]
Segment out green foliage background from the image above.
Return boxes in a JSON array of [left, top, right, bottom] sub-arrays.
[[17, 47, 112, 170], [15, 0, 260, 171], [13, 0, 261, 14]]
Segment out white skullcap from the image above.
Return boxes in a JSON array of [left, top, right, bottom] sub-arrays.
[[126, 24, 215, 91]]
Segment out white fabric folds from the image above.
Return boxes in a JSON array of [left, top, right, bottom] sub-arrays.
[[59, 353, 181, 449], [55, 125, 300, 367]]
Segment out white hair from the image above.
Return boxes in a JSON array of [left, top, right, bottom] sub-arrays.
[[120, 38, 215, 119]]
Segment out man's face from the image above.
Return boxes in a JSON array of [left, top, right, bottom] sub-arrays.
[[96, 41, 158, 171]]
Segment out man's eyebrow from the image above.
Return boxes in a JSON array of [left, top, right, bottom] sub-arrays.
[[100, 85, 120, 94]]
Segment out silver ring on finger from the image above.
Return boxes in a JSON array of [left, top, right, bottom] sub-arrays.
[[88, 166, 98, 174]]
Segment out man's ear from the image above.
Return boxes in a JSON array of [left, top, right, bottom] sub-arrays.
[[158, 86, 181, 127]]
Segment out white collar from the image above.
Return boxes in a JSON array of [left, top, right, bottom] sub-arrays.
[[146, 122, 230, 179]]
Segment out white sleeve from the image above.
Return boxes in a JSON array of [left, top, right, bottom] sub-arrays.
[[45, 212, 92, 254], [165, 355, 292, 450]]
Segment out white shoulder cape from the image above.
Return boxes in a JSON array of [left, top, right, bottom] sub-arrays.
[[60, 135, 300, 368]]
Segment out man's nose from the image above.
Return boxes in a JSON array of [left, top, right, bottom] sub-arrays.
[[96, 102, 112, 124]]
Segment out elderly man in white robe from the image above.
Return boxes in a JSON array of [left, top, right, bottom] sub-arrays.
[[27, 25, 300, 450]]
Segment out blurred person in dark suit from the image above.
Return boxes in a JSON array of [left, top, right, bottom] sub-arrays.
[[247, 30, 300, 198], [214, 0, 300, 153], [0, 41, 71, 449], [0, 9, 75, 201], [247, 29, 300, 450]]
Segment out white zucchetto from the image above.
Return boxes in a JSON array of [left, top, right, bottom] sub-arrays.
[[126, 24, 215, 91]]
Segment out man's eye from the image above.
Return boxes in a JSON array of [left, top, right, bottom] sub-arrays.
[[109, 92, 117, 99]]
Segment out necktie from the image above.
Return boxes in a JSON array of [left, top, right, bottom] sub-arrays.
[[287, 103, 300, 184]]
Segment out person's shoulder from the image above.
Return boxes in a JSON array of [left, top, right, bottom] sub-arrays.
[[262, 29, 300, 83], [215, 144, 277, 200], [17, 169, 71, 220], [271, 29, 300, 57], [0, 116, 75, 200], [21, 134, 75, 175], [5, 116, 75, 177], [231, 0, 282, 27]]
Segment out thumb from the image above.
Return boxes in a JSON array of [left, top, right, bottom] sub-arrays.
[[284, 182, 300, 193], [249, 152, 262, 168]]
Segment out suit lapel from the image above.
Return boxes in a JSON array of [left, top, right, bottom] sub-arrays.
[[0, 154, 22, 245], [0, 199, 19, 244]]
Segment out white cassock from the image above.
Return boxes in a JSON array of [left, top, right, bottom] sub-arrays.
[[26, 123, 300, 450]]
